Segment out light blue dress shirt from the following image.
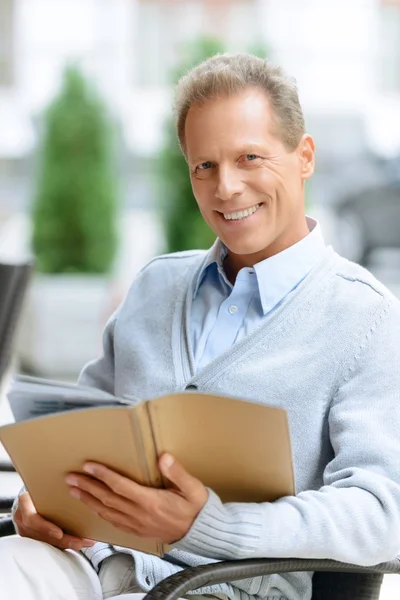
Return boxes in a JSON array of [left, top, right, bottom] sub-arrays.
[[191, 217, 326, 371]]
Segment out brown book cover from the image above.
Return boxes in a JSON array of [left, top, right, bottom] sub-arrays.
[[0, 381, 295, 556]]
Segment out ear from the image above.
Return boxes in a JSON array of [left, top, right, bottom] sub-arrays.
[[299, 134, 315, 180]]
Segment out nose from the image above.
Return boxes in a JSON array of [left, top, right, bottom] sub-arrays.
[[215, 164, 244, 202]]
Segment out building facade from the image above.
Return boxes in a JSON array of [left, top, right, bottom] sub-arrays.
[[0, 0, 399, 212]]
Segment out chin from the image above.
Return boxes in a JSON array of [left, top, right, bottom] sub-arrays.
[[223, 240, 269, 257]]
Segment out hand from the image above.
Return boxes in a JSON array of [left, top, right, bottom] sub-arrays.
[[13, 491, 95, 551], [65, 453, 209, 544]]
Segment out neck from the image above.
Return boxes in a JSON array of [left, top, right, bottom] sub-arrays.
[[224, 217, 310, 284]]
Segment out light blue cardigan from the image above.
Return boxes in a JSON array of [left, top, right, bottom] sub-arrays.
[[16, 245, 400, 600]]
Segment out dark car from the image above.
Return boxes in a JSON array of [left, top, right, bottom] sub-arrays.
[[332, 155, 400, 266]]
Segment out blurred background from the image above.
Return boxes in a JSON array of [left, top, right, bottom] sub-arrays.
[[0, 4, 400, 595], [0, 0, 400, 378]]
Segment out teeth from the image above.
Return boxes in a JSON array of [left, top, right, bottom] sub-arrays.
[[223, 204, 260, 221]]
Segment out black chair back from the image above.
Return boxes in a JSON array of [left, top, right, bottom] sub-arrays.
[[312, 570, 383, 599], [0, 261, 33, 382]]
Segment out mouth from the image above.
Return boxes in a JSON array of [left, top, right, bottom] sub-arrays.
[[220, 203, 261, 221]]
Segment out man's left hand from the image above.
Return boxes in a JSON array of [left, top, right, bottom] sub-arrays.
[[65, 454, 208, 544]]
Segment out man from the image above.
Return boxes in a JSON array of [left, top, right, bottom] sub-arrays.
[[1, 53, 400, 600]]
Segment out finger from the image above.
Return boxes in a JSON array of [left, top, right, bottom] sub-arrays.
[[19, 524, 95, 550], [66, 474, 111, 499], [159, 454, 208, 505], [18, 492, 94, 548], [79, 463, 148, 503], [66, 474, 136, 514], [69, 488, 136, 531], [52, 534, 95, 550], [19, 493, 64, 540]]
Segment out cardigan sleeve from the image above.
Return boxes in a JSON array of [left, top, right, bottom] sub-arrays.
[[176, 296, 400, 566]]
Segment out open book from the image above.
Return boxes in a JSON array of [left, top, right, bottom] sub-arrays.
[[0, 375, 295, 556]]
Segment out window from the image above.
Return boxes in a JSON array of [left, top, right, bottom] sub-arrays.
[[134, 0, 258, 86], [379, 0, 400, 92], [0, 0, 14, 86], [135, 0, 203, 86]]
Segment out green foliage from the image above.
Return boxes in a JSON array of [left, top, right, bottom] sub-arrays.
[[32, 65, 119, 274], [247, 40, 270, 60], [159, 38, 225, 254]]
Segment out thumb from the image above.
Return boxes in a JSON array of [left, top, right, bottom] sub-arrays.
[[159, 454, 207, 505], [18, 492, 36, 516]]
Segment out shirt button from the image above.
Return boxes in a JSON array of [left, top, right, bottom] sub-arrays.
[[228, 304, 238, 315]]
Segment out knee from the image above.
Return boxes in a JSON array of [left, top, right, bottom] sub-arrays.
[[0, 534, 45, 562]]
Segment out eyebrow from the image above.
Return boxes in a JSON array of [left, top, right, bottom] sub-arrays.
[[191, 156, 211, 164], [235, 143, 268, 154], [190, 143, 268, 164]]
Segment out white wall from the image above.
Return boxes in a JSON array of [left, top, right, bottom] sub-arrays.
[[258, 0, 377, 113], [1, 0, 400, 159], [0, 0, 264, 159], [257, 0, 400, 156], [0, 0, 137, 157]]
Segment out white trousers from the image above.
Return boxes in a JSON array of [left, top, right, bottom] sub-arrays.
[[0, 535, 221, 600]]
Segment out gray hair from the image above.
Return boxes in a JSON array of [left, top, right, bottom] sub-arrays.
[[174, 53, 305, 153]]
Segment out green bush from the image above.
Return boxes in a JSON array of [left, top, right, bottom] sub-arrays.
[[32, 65, 119, 274]]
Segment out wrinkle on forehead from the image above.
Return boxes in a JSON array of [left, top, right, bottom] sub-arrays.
[[184, 88, 285, 159]]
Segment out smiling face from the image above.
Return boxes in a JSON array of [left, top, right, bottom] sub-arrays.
[[184, 87, 315, 274]]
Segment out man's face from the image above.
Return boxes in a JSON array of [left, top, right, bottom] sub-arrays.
[[184, 88, 315, 267]]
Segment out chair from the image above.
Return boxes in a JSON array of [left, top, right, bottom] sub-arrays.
[[142, 557, 400, 600], [0, 261, 34, 383], [0, 501, 16, 537], [0, 506, 398, 600], [0, 261, 34, 531]]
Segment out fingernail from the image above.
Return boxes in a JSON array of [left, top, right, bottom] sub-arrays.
[[69, 542, 82, 550], [49, 530, 63, 540], [162, 454, 174, 469], [83, 463, 96, 475], [82, 539, 95, 546], [65, 475, 79, 486], [70, 488, 81, 500]]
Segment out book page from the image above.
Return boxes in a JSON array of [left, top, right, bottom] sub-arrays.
[[7, 375, 130, 422], [148, 392, 295, 503], [0, 405, 163, 555]]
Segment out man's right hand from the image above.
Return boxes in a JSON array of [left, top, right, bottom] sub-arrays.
[[13, 492, 95, 551]]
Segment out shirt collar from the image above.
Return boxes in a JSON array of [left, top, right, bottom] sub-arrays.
[[193, 216, 326, 312], [253, 216, 326, 315], [193, 238, 228, 298]]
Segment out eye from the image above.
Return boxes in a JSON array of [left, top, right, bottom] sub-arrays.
[[197, 161, 213, 171], [238, 154, 262, 167], [193, 161, 214, 178]]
